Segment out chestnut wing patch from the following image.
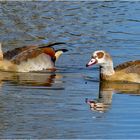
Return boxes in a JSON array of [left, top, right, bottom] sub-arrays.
[[42, 47, 56, 61]]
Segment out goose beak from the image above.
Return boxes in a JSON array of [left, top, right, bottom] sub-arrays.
[[86, 58, 97, 67]]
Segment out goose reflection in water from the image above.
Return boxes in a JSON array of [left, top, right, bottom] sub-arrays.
[[86, 81, 140, 113], [0, 70, 63, 88]]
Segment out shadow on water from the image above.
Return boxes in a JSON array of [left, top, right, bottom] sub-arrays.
[[86, 81, 140, 113]]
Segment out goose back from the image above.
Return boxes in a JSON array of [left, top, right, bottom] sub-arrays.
[[114, 60, 140, 74]]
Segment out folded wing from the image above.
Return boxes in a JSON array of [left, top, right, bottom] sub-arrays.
[[114, 60, 140, 74]]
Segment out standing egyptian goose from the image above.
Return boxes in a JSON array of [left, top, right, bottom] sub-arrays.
[[0, 42, 68, 72], [86, 50, 140, 83]]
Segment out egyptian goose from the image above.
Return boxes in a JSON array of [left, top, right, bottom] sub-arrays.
[[0, 42, 68, 72], [86, 50, 140, 83]]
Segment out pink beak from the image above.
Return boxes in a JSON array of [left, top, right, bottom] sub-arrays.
[[86, 58, 97, 67]]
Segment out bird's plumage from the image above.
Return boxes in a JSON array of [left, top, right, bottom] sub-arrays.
[[0, 42, 67, 72], [114, 60, 140, 74]]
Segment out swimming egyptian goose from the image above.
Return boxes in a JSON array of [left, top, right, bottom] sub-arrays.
[[0, 42, 68, 72], [86, 50, 140, 83]]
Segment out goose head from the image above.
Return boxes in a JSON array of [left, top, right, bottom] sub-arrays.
[[86, 50, 113, 67], [55, 49, 68, 62]]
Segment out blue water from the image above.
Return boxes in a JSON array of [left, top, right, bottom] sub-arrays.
[[0, 1, 140, 139]]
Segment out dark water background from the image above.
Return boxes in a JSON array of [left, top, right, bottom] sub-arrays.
[[0, 1, 140, 139]]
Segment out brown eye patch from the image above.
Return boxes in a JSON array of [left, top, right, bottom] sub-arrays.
[[97, 52, 104, 59]]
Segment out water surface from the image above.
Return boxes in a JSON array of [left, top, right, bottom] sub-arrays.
[[0, 1, 140, 139]]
